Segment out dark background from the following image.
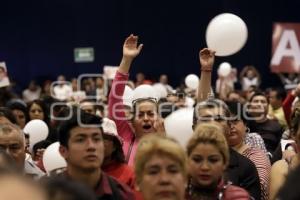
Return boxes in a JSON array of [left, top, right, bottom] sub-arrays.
[[0, 0, 299, 91]]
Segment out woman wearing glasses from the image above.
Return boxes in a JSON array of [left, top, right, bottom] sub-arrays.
[[226, 101, 271, 200], [108, 34, 164, 166], [186, 123, 250, 200]]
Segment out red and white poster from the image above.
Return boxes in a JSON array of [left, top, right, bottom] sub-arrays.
[[270, 23, 300, 73]]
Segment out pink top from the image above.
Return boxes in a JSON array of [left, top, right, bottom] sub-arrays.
[[108, 71, 138, 167]]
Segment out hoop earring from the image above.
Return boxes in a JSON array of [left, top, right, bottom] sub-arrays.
[[246, 127, 250, 134]]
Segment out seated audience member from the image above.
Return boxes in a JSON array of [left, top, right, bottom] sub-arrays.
[[135, 134, 187, 200], [247, 92, 283, 159], [159, 74, 173, 93], [80, 99, 96, 113], [28, 99, 58, 142], [0, 106, 17, 124], [22, 80, 41, 103], [53, 75, 73, 101], [108, 35, 164, 166], [0, 123, 45, 179], [227, 101, 271, 200], [269, 105, 300, 200], [42, 177, 97, 200], [195, 48, 261, 199], [0, 170, 47, 200], [28, 99, 49, 123], [239, 65, 261, 92], [58, 110, 134, 200], [186, 123, 249, 200], [276, 164, 300, 200], [6, 99, 29, 129], [268, 87, 288, 129], [101, 118, 135, 189]]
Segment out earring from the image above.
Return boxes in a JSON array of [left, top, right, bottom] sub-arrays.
[[246, 127, 250, 134]]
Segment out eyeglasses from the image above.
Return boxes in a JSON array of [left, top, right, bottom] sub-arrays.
[[197, 115, 227, 123], [228, 118, 242, 126]]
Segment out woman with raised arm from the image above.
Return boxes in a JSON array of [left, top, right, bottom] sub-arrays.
[[197, 48, 215, 102], [108, 35, 164, 166]]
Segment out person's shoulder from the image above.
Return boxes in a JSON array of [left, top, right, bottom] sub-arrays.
[[271, 159, 288, 175], [266, 119, 282, 128], [119, 163, 134, 172], [106, 174, 135, 198], [231, 149, 257, 170]]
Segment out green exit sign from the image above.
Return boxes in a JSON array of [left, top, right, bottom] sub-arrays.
[[74, 47, 94, 63]]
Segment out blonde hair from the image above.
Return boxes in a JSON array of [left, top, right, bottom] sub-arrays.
[[187, 123, 229, 166], [134, 135, 187, 184]]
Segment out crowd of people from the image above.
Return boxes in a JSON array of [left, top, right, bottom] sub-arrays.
[[0, 34, 299, 200]]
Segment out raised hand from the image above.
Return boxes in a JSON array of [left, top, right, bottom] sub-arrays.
[[199, 48, 215, 71], [123, 34, 143, 60], [119, 34, 143, 74]]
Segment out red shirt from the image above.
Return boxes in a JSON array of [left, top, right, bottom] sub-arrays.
[[62, 171, 135, 200], [108, 71, 138, 167], [102, 161, 135, 189]]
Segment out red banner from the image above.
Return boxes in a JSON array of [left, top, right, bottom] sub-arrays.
[[270, 23, 300, 73]]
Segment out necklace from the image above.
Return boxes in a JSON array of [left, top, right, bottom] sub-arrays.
[[187, 179, 232, 200]]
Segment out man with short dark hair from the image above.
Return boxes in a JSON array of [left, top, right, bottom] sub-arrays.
[[58, 110, 134, 200], [268, 87, 287, 129], [248, 92, 283, 156]]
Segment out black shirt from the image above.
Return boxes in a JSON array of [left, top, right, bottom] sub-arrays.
[[248, 119, 283, 154], [226, 148, 261, 200]]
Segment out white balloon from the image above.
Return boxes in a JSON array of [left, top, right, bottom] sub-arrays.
[[42, 142, 67, 173], [184, 97, 195, 108], [153, 83, 168, 99], [123, 85, 133, 107], [206, 13, 248, 56], [23, 120, 49, 151], [132, 84, 158, 102], [164, 108, 194, 148], [185, 74, 199, 89], [218, 62, 232, 77]]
